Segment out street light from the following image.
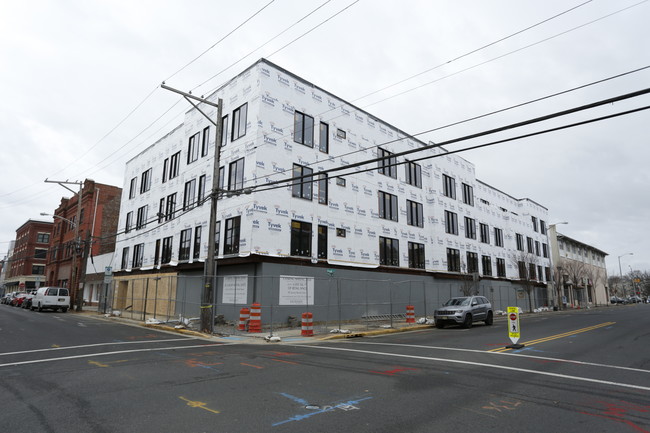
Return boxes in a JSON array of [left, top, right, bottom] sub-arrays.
[[40, 212, 76, 228], [618, 252, 633, 297], [546, 222, 568, 309]]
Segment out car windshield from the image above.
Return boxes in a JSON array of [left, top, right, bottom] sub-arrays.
[[443, 297, 470, 306]]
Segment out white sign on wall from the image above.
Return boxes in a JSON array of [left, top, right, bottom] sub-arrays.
[[279, 275, 314, 306], [222, 275, 248, 304]]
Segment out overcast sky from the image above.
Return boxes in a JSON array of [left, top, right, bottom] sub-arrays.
[[1, 0, 648, 275]]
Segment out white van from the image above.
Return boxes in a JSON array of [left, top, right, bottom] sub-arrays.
[[31, 287, 70, 312]]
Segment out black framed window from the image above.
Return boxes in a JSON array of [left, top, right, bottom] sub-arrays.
[[169, 151, 181, 180], [317, 225, 328, 259], [193, 226, 202, 260], [129, 177, 137, 199], [162, 158, 168, 183], [319, 122, 329, 153], [187, 132, 200, 164], [179, 228, 191, 261], [121, 247, 129, 270], [447, 248, 460, 272], [165, 193, 176, 221], [294, 111, 314, 147], [445, 210, 458, 235], [220, 115, 228, 148], [292, 164, 313, 200], [480, 223, 490, 243], [466, 252, 478, 273], [464, 217, 476, 239], [232, 103, 248, 141], [378, 191, 398, 221], [516, 233, 524, 251], [535, 241, 541, 257], [136, 205, 148, 230], [443, 174, 456, 199], [197, 175, 206, 205], [290, 220, 312, 257], [405, 161, 422, 188], [158, 198, 165, 223], [496, 258, 506, 277], [214, 221, 221, 256], [318, 174, 328, 205], [406, 200, 423, 227], [462, 183, 474, 206], [379, 236, 399, 266], [154, 239, 160, 266], [540, 220, 547, 235], [183, 179, 196, 211], [132, 243, 144, 268], [408, 242, 425, 269], [223, 216, 240, 255], [36, 233, 50, 243], [140, 169, 152, 194], [377, 148, 397, 178], [228, 158, 245, 191], [527, 236, 534, 253], [482, 255, 492, 276], [494, 228, 504, 247], [532, 216, 538, 232], [125, 211, 133, 233], [201, 126, 210, 157], [542, 243, 549, 258], [161, 236, 173, 264]]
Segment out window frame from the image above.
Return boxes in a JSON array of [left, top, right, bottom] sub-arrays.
[[408, 241, 425, 269], [462, 183, 474, 206], [442, 174, 456, 199], [377, 148, 397, 178], [187, 132, 200, 164], [379, 236, 400, 267], [378, 191, 398, 222], [201, 126, 210, 157], [293, 111, 314, 147], [319, 122, 329, 153], [193, 226, 202, 260], [228, 158, 245, 191], [445, 210, 458, 235], [464, 216, 476, 239], [223, 216, 241, 255], [406, 200, 424, 227], [290, 220, 312, 257], [292, 163, 313, 200], [447, 248, 460, 272], [178, 228, 192, 261], [231, 103, 248, 141], [140, 169, 152, 194], [405, 160, 422, 188]]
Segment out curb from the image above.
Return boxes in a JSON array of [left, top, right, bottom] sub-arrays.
[[318, 324, 434, 340]]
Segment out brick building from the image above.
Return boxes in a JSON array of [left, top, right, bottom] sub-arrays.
[[5, 220, 53, 291], [44, 179, 121, 306]]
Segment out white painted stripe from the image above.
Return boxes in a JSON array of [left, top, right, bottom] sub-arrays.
[[0, 338, 192, 357], [349, 341, 650, 374], [0, 343, 226, 368], [303, 345, 650, 392]]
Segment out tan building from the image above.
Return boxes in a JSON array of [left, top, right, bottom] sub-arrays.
[[549, 227, 608, 308]]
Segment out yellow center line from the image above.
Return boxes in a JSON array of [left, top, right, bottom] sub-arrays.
[[489, 322, 616, 352]]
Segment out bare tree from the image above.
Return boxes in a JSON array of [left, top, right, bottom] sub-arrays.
[[510, 251, 540, 313], [607, 275, 622, 297], [560, 259, 588, 306], [458, 259, 479, 296]]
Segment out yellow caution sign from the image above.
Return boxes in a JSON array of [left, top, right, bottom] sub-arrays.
[[507, 306, 520, 344]]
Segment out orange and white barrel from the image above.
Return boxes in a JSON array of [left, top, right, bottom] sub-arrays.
[[238, 307, 250, 331], [248, 303, 262, 333], [301, 312, 313, 336], [406, 305, 415, 323]]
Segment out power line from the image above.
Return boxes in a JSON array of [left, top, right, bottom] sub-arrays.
[[240, 65, 650, 188]]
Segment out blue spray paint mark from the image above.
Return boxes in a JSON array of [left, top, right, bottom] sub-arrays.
[[272, 396, 373, 426], [279, 393, 310, 405]]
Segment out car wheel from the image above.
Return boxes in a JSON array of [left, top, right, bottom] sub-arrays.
[[435, 321, 445, 329], [462, 313, 472, 329], [485, 311, 493, 326], [38, 303, 43, 312], [61, 307, 68, 313]]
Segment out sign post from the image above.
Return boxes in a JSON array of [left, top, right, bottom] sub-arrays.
[[505, 306, 525, 349]]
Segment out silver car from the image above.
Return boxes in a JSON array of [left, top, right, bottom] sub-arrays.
[[434, 296, 493, 329]]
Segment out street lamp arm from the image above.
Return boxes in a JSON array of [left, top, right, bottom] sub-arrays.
[[40, 212, 77, 228]]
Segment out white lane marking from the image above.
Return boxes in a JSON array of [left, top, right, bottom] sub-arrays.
[[303, 345, 650, 392], [0, 343, 227, 368], [348, 341, 650, 374], [0, 338, 192, 357]]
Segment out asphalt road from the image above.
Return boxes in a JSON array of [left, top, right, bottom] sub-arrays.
[[1, 303, 649, 433]]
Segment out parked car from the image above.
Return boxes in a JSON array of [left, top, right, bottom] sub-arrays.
[[434, 296, 493, 329], [610, 296, 627, 304], [21, 291, 37, 309], [1, 292, 14, 304], [31, 287, 70, 312], [627, 295, 643, 303], [10, 293, 27, 307]]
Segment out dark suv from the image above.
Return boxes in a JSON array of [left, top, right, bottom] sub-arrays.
[[434, 296, 493, 329]]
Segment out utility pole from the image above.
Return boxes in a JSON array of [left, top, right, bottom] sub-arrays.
[[161, 83, 223, 333], [45, 179, 84, 311]]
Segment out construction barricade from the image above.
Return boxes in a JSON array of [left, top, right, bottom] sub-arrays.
[[301, 312, 314, 336], [248, 303, 262, 333]]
